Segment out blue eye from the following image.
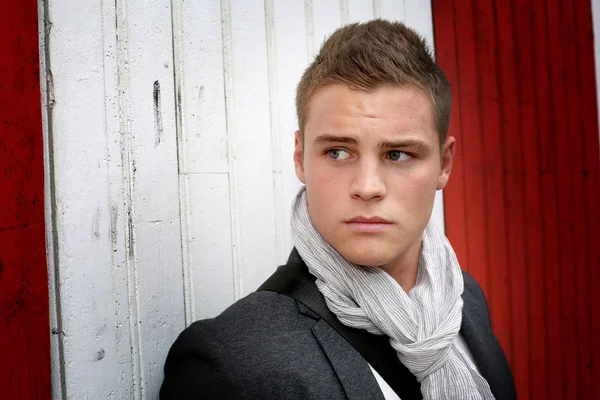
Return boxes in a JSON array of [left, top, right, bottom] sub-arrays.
[[328, 149, 350, 160], [388, 151, 410, 162]]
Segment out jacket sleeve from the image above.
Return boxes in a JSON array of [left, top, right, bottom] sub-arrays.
[[159, 320, 246, 400]]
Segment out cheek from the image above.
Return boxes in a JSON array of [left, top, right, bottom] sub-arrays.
[[391, 168, 438, 205], [305, 155, 343, 188]]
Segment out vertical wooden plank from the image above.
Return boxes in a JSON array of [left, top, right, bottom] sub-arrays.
[[432, 0, 469, 268], [575, 0, 600, 397], [531, 0, 563, 395], [38, 1, 65, 397], [102, 1, 140, 397], [220, 0, 243, 302], [45, 1, 132, 398], [120, 0, 186, 394], [172, 0, 235, 321], [372, 0, 381, 18], [186, 174, 235, 319], [0, 1, 50, 398], [311, 0, 341, 57], [264, 0, 287, 265], [268, 0, 308, 263], [223, 0, 279, 295], [545, 0, 579, 397], [346, 0, 374, 23], [452, 0, 489, 287], [493, 0, 530, 396], [561, 0, 591, 397], [173, 1, 228, 175], [404, 0, 434, 49], [472, 0, 512, 367], [513, 0, 548, 397], [339, 0, 349, 24], [378, 0, 405, 22]]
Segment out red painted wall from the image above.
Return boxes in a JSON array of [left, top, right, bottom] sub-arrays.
[[0, 0, 51, 398], [433, 0, 600, 398]]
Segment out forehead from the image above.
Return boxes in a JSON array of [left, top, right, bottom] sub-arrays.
[[304, 84, 437, 143]]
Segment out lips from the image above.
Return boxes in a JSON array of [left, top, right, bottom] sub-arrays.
[[345, 216, 393, 232], [346, 216, 392, 224]]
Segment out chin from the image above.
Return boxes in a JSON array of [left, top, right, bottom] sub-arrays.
[[334, 242, 398, 267]]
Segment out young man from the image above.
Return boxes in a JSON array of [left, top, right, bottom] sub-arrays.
[[160, 20, 516, 400]]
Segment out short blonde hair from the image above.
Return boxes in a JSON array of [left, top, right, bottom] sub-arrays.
[[296, 19, 452, 145]]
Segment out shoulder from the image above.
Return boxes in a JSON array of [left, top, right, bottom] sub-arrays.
[[461, 270, 492, 326], [163, 290, 313, 362], [160, 291, 337, 399], [171, 290, 316, 354], [461, 270, 487, 302]]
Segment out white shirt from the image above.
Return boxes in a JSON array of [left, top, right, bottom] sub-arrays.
[[367, 334, 479, 400]]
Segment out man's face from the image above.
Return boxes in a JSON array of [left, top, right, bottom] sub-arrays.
[[294, 84, 455, 268]]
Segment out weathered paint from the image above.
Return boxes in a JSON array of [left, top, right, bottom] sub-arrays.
[[433, 0, 600, 398], [42, 0, 439, 397], [0, 0, 50, 398]]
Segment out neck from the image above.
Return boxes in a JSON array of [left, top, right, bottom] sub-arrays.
[[379, 237, 423, 293]]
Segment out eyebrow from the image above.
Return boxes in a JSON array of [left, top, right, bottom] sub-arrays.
[[313, 133, 431, 152], [378, 139, 431, 153], [313, 134, 358, 146]]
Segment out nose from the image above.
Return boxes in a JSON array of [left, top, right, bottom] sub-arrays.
[[350, 158, 387, 201]]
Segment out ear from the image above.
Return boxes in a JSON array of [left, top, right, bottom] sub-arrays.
[[293, 130, 306, 184], [436, 136, 456, 190]]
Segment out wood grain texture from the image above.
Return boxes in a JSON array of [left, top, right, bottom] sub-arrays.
[[0, 2, 50, 398], [433, 0, 600, 398]]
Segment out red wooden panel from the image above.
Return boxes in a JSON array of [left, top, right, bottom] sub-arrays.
[[512, 1, 548, 398], [0, 1, 50, 398], [451, 0, 489, 290], [545, 0, 580, 397], [493, 0, 530, 396], [561, 0, 592, 397], [530, 0, 565, 396], [574, 1, 600, 398], [433, 0, 600, 398], [472, 0, 513, 367]]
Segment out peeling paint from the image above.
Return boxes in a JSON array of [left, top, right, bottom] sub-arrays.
[[153, 80, 163, 147], [93, 349, 105, 362], [92, 207, 101, 239], [109, 205, 118, 246], [126, 211, 134, 259]]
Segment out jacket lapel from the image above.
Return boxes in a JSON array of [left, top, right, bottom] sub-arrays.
[[311, 318, 386, 400]]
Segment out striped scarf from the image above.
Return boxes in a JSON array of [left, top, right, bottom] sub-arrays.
[[291, 187, 494, 400]]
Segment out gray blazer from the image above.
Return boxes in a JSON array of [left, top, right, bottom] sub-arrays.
[[160, 250, 516, 400]]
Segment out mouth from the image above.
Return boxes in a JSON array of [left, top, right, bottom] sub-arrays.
[[345, 216, 393, 232]]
